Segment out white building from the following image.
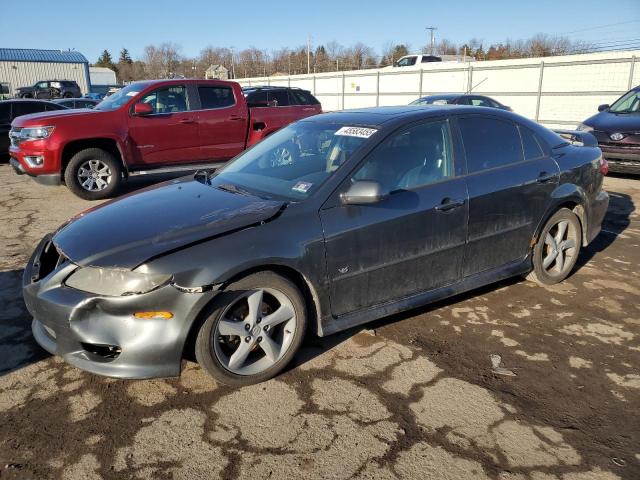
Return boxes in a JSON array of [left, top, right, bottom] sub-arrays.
[[89, 66, 117, 86]]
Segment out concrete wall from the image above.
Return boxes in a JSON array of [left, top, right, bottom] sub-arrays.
[[237, 50, 640, 129], [0, 61, 90, 95]]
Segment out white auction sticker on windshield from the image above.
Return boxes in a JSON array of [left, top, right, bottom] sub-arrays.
[[292, 181, 313, 193], [334, 126, 377, 138], [126, 91, 139, 96]]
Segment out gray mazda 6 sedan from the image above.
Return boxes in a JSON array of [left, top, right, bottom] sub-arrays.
[[23, 105, 609, 386]]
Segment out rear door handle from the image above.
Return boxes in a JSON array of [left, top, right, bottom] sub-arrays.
[[178, 118, 196, 124], [536, 171, 557, 183], [435, 198, 465, 212], [230, 115, 244, 121]]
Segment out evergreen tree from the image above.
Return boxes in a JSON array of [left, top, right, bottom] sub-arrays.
[[119, 48, 133, 65], [95, 50, 116, 70]]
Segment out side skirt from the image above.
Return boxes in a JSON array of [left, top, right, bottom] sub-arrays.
[[321, 257, 531, 337]]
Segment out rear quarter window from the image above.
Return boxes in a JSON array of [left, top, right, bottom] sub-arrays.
[[459, 116, 524, 173], [291, 90, 319, 105], [519, 126, 544, 159]]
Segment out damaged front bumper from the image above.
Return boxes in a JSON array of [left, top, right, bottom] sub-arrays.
[[23, 237, 219, 379]]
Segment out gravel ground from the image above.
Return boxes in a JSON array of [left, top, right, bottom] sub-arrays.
[[0, 165, 638, 480]]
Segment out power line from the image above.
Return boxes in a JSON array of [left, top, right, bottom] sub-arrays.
[[563, 19, 640, 35]]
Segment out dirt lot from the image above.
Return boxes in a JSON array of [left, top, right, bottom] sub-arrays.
[[0, 165, 638, 480]]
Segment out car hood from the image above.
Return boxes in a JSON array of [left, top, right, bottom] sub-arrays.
[[12, 108, 103, 126], [53, 177, 285, 269], [583, 111, 640, 131]]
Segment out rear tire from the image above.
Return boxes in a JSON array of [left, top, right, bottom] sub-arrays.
[[63, 92, 73, 98], [527, 208, 582, 285], [64, 148, 122, 200], [195, 271, 307, 386]]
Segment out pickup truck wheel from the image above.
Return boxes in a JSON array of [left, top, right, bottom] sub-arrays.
[[527, 208, 582, 285], [195, 271, 307, 386], [64, 148, 122, 200]]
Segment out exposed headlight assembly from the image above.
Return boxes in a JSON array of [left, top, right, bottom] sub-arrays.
[[19, 126, 55, 141], [576, 123, 593, 133], [65, 267, 171, 296]]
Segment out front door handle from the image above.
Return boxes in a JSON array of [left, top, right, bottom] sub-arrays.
[[179, 118, 196, 124], [536, 171, 557, 183], [435, 198, 465, 212], [230, 115, 244, 121]]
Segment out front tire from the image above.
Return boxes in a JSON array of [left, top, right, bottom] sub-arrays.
[[527, 208, 582, 285], [64, 148, 122, 200], [195, 272, 307, 386]]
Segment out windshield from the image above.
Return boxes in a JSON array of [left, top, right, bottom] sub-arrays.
[[410, 96, 454, 106], [609, 89, 640, 114], [206, 122, 375, 201], [95, 83, 147, 111]]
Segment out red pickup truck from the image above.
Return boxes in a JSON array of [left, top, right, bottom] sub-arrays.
[[9, 80, 322, 199]]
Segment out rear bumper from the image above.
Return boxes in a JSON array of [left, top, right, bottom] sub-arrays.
[[586, 190, 609, 244], [23, 237, 218, 379]]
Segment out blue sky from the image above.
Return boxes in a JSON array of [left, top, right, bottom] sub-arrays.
[[0, 0, 638, 62]]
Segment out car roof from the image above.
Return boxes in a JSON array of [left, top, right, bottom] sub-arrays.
[[303, 105, 561, 143], [0, 99, 63, 105]]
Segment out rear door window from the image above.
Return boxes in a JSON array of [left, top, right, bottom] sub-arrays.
[[290, 90, 319, 105], [246, 90, 268, 106], [13, 102, 47, 117], [198, 86, 235, 109], [459, 116, 524, 173], [0, 104, 10, 124], [519, 126, 544, 159], [267, 90, 290, 107]]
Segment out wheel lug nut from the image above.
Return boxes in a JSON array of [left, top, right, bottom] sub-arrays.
[[256, 318, 261, 324], [244, 336, 251, 343], [257, 336, 262, 342], [244, 324, 250, 331], [263, 325, 269, 331]]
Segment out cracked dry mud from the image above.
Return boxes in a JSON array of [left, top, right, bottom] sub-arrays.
[[0, 165, 638, 480]]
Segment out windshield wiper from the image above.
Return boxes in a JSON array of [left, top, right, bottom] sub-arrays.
[[216, 183, 253, 196]]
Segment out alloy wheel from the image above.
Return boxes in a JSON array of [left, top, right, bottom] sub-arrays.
[[77, 159, 112, 192], [542, 219, 578, 277], [213, 288, 297, 375]]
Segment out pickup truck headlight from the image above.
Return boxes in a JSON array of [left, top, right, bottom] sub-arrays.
[[576, 123, 593, 133], [65, 267, 171, 296], [19, 126, 55, 141]]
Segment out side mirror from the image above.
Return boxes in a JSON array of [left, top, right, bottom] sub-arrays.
[[133, 103, 153, 115], [341, 180, 387, 205], [597, 104, 610, 112]]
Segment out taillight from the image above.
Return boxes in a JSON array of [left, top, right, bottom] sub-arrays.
[[599, 157, 609, 176]]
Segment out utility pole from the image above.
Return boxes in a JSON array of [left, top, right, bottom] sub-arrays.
[[230, 47, 235, 79], [426, 26, 437, 55], [307, 35, 311, 74]]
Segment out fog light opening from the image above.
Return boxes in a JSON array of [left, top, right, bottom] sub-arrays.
[[24, 155, 45, 168], [81, 343, 121, 359], [134, 311, 174, 320]]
